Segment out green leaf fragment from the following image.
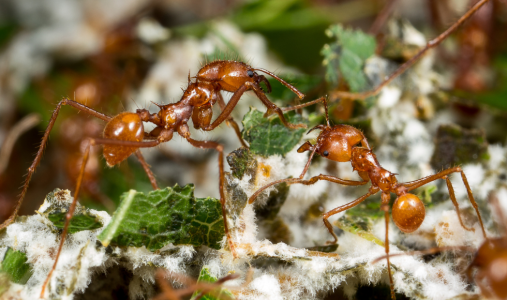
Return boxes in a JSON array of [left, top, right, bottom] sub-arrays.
[[0, 248, 33, 284], [241, 107, 307, 156], [321, 24, 376, 92], [191, 266, 234, 300], [98, 184, 224, 251], [335, 214, 384, 247], [48, 211, 103, 234], [40, 189, 103, 234]]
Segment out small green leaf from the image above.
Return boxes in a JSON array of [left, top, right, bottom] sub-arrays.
[[226, 147, 257, 180], [40, 189, 103, 234], [0, 248, 33, 284], [191, 266, 234, 300], [48, 211, 103, 234], [98, 184, 224, 251], [241, 107, 307, 156], [321, 24, 376, 92], [335, 215, 384, 247]]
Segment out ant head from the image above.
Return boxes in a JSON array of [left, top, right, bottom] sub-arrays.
[[313, 125, 365, 163], [391, 193, 425, 233]]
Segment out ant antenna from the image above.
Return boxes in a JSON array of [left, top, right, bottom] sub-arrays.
[[253, 68, 305, 99], [323, 96, 330, 128]]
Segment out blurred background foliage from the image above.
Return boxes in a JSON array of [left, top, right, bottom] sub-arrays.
[[0, 0, 506, 226]]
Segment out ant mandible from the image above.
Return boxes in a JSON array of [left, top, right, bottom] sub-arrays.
[[0, 60, 315, 298], [248, 98, 487, 300]]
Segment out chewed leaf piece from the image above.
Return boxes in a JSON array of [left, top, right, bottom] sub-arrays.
[[39, 188, 103, 234], [242, 107, 306, 157], [98, 184, 224, 251], [0, 248, 33, 284], [322, 24, 376, 92], [191, 266, 235, 300]]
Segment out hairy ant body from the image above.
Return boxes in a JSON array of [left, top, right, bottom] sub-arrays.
[[249, 99, 487, 300], [0, 60, 313, 298]]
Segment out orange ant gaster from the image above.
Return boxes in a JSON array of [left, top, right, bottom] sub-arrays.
[[249, 98, 487, 300], [0, 60, 315, 298], [372, 192, 504, 299]]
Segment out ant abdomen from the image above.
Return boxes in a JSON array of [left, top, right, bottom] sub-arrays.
[[103, 112, 144, 166], [392, 193, 425, 233]]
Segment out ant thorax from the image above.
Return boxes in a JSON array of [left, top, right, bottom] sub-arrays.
[[157, 102, 193, 130], [351, 147, 397, 191]]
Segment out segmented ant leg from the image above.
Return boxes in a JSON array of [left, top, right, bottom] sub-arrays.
[[403, 166, 487, 238], [0, 98, 111, 231], [184, 137, 237, 258], [134, 150, 159, 190], [250, 85, 307, 129], [368, 0, 398, 35], [322, 186, 380, 244], [40, 137, 161, 298], [248, 175, 369, 205], [443, 175, 475, 232], [330, 0, 490, 101], [202, 84, 249, 132], [215, 92, 248, 148], [371, 246, 475, 264], [280, 97, 326, 112], [381, 192, 396, 300]]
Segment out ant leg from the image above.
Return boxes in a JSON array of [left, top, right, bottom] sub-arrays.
[[371, 245, 475, 264], [202, 84, 249, 132], [280, 96, 326, 112], [0, 98, 111, 231], [215, 92, 248, 148], [330, 0, 490, 101], [248, 174, 369, 204], [381, 192, 396, 300], [40, 137, 161, 297], [403, 166, 487, 238], [184, 136, 237, 258], [134, 151, 159, 190], [322, 186, 380, 244], [250, 85, 306, 129], [40, 139, 93, 298]]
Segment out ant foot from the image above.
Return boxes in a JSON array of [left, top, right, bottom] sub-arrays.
[[325, 240, 338, 245]]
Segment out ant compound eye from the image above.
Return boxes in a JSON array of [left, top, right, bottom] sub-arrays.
[[247, 70, 254, 77], [323, 150, 329, 157]]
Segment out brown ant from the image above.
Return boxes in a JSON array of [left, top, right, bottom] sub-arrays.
[[0, 60, 317, 298], [248, 98, 487, 300], [372, 193, 506, 299]]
